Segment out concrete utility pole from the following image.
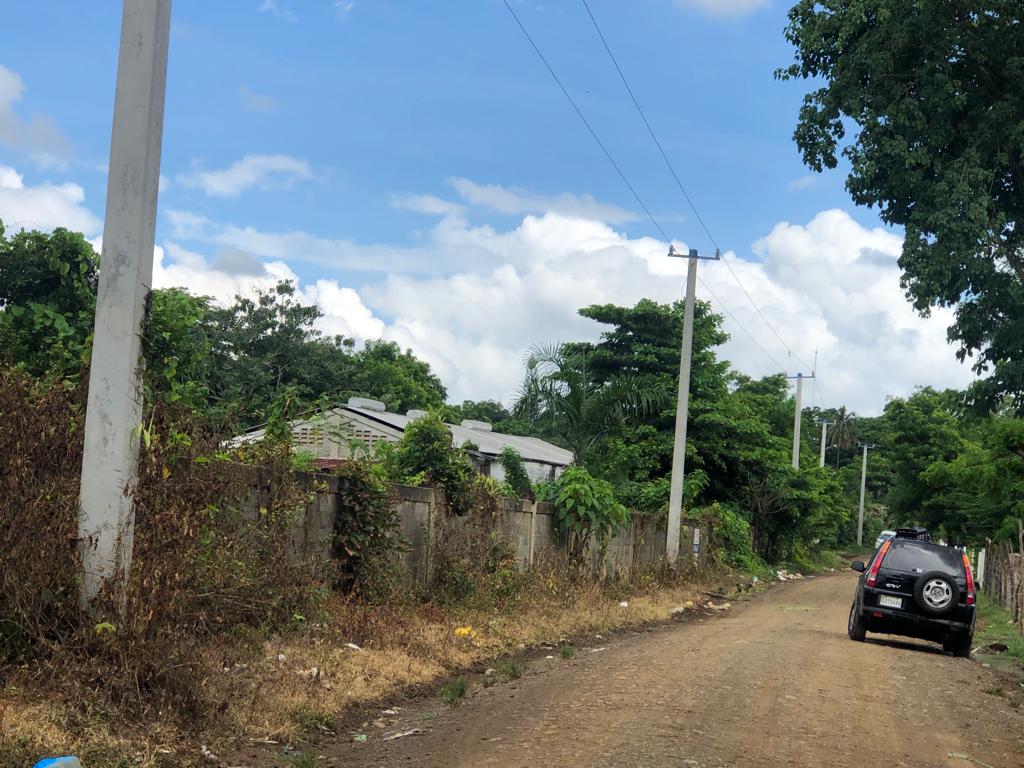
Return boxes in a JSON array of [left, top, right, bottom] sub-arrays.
[[78, 0, 172, 610], [787, 372, 814, 470], [818, 421, 832, 468], [666, 245, 719, 564], [857, 443, 877, 547]]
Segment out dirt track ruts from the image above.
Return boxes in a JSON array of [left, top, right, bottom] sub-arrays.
[[331, 573, 1024, 768]]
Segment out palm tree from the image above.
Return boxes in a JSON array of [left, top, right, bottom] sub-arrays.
[[513, 342, 670, 462], [830, 406, 859, 467]]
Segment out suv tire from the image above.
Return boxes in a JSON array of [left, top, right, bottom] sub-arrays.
[[848, 602, 866, 641], [913, 570, 960, 617]]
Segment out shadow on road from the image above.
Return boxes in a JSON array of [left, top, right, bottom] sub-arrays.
[[866, 635, 948, 656]]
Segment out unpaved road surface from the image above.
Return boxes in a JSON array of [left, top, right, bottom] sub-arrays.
[[334, 574, 1024, 768]]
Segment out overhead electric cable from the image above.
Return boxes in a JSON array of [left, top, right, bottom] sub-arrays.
[[503, 0, 785, 376], [693, 277, 786, 373], [503, 0, 670, 243], [579, 0, 815, 373]]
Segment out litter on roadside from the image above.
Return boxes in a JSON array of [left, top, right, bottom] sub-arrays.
[[383, 728, 425, 742]]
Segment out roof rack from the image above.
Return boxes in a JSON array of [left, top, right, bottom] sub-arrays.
[[895, 527, 931, 541]]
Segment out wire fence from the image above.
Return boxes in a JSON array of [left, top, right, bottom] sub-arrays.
[[981, 529, 1024, 637]]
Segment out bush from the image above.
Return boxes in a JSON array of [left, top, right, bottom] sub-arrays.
[[544, 466, 629, 560], [700, 502, 765, 573], [378, 412, 476, 515], [0, 370, 325, 719], [499, 447, 533, 498], [331, 460, 401, 595]]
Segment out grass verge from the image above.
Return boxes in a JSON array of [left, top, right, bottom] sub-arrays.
[[1, 562, 741, 767], [975, 593, 1024, 667]]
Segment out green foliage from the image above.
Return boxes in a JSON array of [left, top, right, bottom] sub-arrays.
[[499, 447, 533, 498], [699, 502, 763, 572], [379, 411, 475, 514], [514, 338, 671, 463], [331, 459, 401, 593], [0, 224, 99, 379], [559, 643, 575, 659], [778, 2, 1024, 413], [0, 225, 449, 429], [440, 676, 467, 706], [545, 466, 629, 559], [494, 659, 523, 680]]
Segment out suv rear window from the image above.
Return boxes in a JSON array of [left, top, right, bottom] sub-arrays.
[[881, 542, 963, 575]]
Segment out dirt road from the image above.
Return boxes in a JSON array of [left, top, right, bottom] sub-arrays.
[[333, 574, 1024, 768]]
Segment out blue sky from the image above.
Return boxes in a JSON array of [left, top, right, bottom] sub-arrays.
[[0, 0, 976, 413]]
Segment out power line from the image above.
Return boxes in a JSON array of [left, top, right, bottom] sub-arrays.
[[502, 0, 785, 377], [693, 276, 787, 373], [579, 0, 815, 373], [578, 0, 719, 251], [502, 0, 671, 243]]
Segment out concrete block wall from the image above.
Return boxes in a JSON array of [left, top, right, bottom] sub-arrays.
[[290, 473, 706, 587]]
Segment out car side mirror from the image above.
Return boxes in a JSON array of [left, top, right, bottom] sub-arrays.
[[851, 560, 866, 573]]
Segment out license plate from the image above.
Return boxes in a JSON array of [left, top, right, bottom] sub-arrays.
[[878, 595, 902, 609]]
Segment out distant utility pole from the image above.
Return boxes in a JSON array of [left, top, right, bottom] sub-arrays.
[[787, 372, 815, 470], [78, 0, 172, 611], [857, 443, 877, 546], [666, 245, 719, 564], [818, 421, 833, 468]]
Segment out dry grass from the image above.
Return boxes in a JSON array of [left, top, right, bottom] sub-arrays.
[[2, 568, 711, 766]]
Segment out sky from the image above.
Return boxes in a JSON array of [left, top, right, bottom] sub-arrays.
[[0, 0, 977, 415]]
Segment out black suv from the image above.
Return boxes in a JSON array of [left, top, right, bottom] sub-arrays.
[[848, 528, 976, 656]]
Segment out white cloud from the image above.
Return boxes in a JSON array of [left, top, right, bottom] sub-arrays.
[[448, 177, 640, 224], [390, 193, 465, 217], [386, 210, 970, 412], [238, 85, 278, 112], [787, 175, 819, 192], [159, 193, 974, 414], [674, 0, 771, 18], [0, 164, 101, 234], [176, 154, 312, 198], [0, 64, 73, 164], [334, 1, 355, 21], [257, 0, 297, 22], [153, 241, 295, 304], [152, 241, 384, 343]]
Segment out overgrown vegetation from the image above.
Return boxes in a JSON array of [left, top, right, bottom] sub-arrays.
[[543, 466, 629, 560], [0, 372, 323, 710]]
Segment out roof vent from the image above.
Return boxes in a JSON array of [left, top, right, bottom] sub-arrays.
[[461, 419, 493, 432], [406, 409, 428, 420], [347, 396, 386, 412]]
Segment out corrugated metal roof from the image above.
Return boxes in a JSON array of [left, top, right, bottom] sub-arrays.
[[345, 406, 573, 466]]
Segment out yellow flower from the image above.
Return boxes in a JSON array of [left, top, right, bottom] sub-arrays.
[[454, 626, 477, 640]]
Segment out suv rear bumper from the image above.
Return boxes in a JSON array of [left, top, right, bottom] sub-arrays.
[[859, 604, 974, 641]]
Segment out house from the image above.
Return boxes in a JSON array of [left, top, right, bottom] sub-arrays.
[[229, 396, 573, 483]]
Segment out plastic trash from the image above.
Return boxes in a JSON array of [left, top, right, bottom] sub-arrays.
[[34, 760, 82, 768]]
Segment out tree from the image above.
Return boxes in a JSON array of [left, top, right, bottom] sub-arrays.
[[0, 223, 99, 379], [568, 299, 730, 511], [778, 1, 1024, 413], [513, 341, 669, 463], [348, 340, 446, 414], [881, 388, 965, 526]]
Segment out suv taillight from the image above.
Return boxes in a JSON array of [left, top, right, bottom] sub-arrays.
[[962, 552, 976, 605], [866, 539, 891, 588]]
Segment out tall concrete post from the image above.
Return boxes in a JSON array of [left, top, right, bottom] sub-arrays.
[[666, 250, 699, 564], [791, 373, 803, 469], [818, 421, 831, 468], [78, 0, 172, 610], [857, 443, 870, 547]]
